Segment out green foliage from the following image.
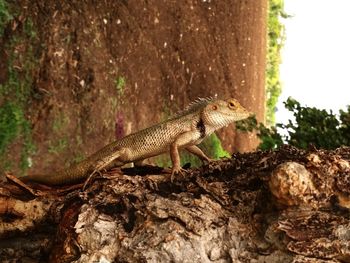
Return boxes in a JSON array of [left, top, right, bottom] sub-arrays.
[[266, 0, 289, 125], [0, 14, 38, 173], [281, 98, 350, 149], [339, 107, 350, 142], [153, 153, 172, 168], [257, 124, 284, 150], [236, 115, 282, 150], [202, 133, 230, 159], [237, 97, 350, 150], [180, 133, 230, 167]]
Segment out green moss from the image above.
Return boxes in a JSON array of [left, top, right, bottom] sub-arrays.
[[0, 102, 22, 155], [49, 112, 80, 167], [71, 152, 85, 164], [114, 76, 126, 95], [0, 0, 13, 36], [48, 138, 68, 155], [0, 13, 38, 173], [52, 112, 70, 133]]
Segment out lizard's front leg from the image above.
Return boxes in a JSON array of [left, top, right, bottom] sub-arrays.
[[169, 131, 198, 181], [170, 142, 186, 181]]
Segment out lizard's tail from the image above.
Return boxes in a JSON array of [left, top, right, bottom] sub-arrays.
[[18, 151, 122, 185], [19, 161, 90, 185], [19, 173, 72, 186]]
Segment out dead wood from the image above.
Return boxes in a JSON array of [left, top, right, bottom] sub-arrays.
[[1, 145, 350, 263]]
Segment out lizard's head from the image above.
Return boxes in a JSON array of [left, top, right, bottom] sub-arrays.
[[202, 98, 252, 128]]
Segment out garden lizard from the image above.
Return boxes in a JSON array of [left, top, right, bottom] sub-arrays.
[[21, 98, 251, 185]]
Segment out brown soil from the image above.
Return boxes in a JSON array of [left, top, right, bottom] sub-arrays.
[[1, 0, 267, 175]]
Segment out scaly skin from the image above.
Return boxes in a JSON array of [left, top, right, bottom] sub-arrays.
[[22, 98, 251, 185]]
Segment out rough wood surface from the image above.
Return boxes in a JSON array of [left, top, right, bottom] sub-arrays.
[[1, 145, 350, 262]]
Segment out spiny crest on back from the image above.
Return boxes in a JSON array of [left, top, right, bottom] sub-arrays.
[[174, 97, 215, 118]]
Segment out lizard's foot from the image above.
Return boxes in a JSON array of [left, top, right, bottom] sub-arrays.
[[170, 166, 186, 182]]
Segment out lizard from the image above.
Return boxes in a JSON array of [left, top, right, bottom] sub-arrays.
[[21, 98, 251, 185]]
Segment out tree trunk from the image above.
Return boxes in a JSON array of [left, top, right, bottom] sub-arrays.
[[0, 0, 267, 176], [1, 146, 350, 263]]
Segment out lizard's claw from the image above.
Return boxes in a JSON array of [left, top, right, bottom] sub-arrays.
[[170, 166, 186, 182]]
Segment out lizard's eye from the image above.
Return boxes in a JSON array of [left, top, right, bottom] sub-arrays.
[[212, 105, 218, 110], [228, 102, 236, 109]]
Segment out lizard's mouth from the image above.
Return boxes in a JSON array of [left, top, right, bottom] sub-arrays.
[[219, 110, 250, 119]]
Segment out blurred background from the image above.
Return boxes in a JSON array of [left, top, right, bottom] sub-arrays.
[[277, 0, 350, 122]]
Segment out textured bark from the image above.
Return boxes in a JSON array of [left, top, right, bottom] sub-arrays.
[[1, 146, 350, 262]]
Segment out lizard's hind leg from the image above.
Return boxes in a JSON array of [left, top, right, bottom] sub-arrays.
[[83, 151, 123, 189], [88, 151, 124, 180]]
